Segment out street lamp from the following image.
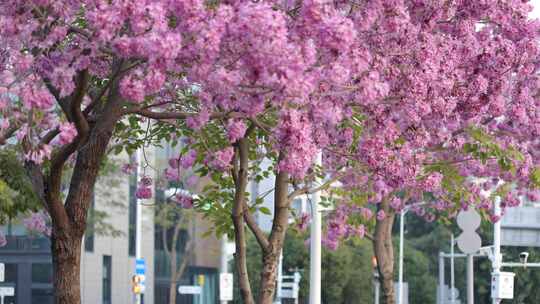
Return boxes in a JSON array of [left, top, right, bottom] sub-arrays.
[[398, 201, 427, 304], [372, 256, 380, 304]]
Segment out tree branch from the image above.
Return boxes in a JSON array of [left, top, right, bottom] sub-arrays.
[[0, 125, 19, 145], [243, 202, 270, 251], [288, 172, 343, 200]]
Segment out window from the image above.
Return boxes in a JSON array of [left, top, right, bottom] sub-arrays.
[[128, 156, 137, 256], [31, 263, 53, 283], [31, 289, 53, 304], [84, 192, 95, 252], [3, 263, 17, 283], [292, 198, 303, 214], [102, 255, 112, 304]]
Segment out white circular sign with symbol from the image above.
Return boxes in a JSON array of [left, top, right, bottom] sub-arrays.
[[456, 209, 482, 254]]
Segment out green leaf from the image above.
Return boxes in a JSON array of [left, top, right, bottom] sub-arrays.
[[259, 207, 272, 215]]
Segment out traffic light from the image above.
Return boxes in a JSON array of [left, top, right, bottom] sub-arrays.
[[131, 275, 144, 294], [197, 274, 205, 286]]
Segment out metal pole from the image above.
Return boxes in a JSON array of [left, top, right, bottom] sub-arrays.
[[439, 252, 445, 304], [220, 235, 228, 304], [309, 152, 322, 304], [135, 148, 143, 304], [275, 250, 283, 304], [492, 196, 502, 304], [467, 254, 474, 304], [451, 234, 455, 304], [398, 210, 405, 304], [375, 281, 380, 304]]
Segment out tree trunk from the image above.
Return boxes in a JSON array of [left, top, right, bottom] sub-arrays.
[[232, 138, 255, 304], [258, 250, 280, 304], [258, 170, 289, 304], [51, 228, 82, 304], [374, 201, 396, 304], [169, 248, 178, 304]]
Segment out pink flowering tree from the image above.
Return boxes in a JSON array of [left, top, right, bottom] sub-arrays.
[[312, 2, 540, 304], [2, 1, 540, 304], [0, 0, 359, 303]]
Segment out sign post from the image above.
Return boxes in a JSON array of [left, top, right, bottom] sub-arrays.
[[0, 286, 15, 304], [219, 273, 233, 302], [456, 209, 482, 304]]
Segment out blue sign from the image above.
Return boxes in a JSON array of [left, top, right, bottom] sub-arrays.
[[135, 258, 146, 275]]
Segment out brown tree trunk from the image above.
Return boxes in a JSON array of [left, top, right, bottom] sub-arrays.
[[258, 170, 289, 304], [232, 138, 255, 304], [374, 201, 396, 304], [51, 228, 83, 304]]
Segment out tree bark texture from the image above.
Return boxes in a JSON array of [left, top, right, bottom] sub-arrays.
[[232, 138, 256, 304], [258, 170, 290, 304], [51, 229, 83, 304], [374, 201, 396, 304]]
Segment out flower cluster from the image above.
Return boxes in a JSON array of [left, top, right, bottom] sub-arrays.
[[23, 212, 51, 236], [136, 176, 153, 199]]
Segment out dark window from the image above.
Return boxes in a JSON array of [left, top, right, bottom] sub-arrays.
[[31, 289, 53, 304], [31, 263, 52, 283], [3, 263, 17, 283], [102, 255, 112, 304], [128, 157, 137, 256], [84, 192, 95, 252]]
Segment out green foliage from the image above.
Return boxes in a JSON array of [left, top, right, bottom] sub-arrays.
[[0, 150, 41, 223]]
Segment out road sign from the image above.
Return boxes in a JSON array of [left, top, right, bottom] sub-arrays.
[[491, 272, 514, 299], [135, 259, 145, 275], [0, 286, 14, 304], [456, 209, 482, 254], [0, 287, 14, 297], [0, 263, 4, 282], [178, 285, 202, 294], [219, 273, 233, 301], [501, 207, 540, 247], [134, 259, 146, 293]]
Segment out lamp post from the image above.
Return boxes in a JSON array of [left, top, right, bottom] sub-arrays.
[[372, 256, 380, 304], [309, 152, 322, 304], [398, 201, 427, 304]]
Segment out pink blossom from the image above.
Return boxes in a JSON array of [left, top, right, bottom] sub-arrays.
[[180, 150, 197, 169], [376, 210, 386, 221], [57, 122, 78, 145], [136, 187, 152, 199], [360, 207, 373, 220], [210, 147, 234, 171], [0, 232, 6, 247], [164, 167, 180, 182], [489, 214, 501, 223], [24, 145, 52, 164], [120, 75, 145, 103], [139, 176, 152, 187], [389, 197, 402, 211], [297, 213, 310, 231], [226, 119, 247, 143], [186, 175, 199, 187], [174, 193, 194, 208], [121, 163, 136, 175], [168, 157, 180, 169], [23, 212, 51, 236]]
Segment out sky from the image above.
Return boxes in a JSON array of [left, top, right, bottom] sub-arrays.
[[532, 0, 540, 19]]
